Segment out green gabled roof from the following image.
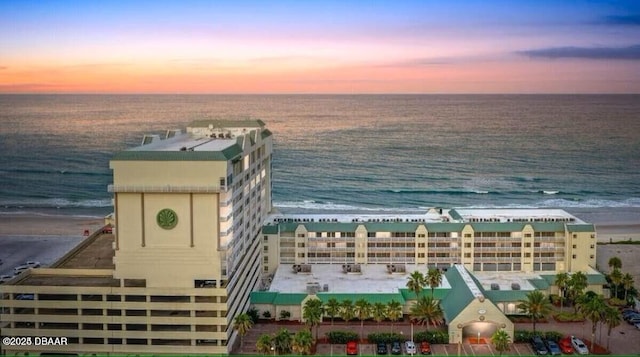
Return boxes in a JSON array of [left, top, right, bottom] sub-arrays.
[[189, 119, 266, 128], [540, 274, 557, 285], [399, 288, 450, 301], [251, 291, 278, 304], [483, 289, 531, 302], [273, 293, 308, 305], [425, 223, 466, 233], [362, 222, 420, 232], [528, 278, 550, 290], [470, 223, 526, 232], [317, 293, 405, 305], [566, 224, 595, 233], [530, 222, 566, 232], [448, 209, 463, 221], [111, 146, 241, 161], [262, 225, 279, 234], [261, 129, 273, 139], [440, 268, 476, 322], [587, 272, 607, 285]]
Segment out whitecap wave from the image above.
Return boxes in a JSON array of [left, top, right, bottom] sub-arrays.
[[0, 198, 112, 209]]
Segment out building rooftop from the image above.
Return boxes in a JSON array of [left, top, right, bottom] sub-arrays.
[[452, 208, 584, 224]]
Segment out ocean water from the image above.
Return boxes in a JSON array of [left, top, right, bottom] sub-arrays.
[[1, 94, 639, 221]]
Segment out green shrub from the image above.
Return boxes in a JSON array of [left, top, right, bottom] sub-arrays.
[[554, 312, 584, 322], [247, 307, 260, 323], [414, 330, 449, 344], [262, 310, 272, 319], [608, 298, 626, 306], [544, 331, 563, 342], [367, 332, 404, 344], [279, 310, 291, 320], [327, 330, 359, 344], [514, 330, 563, 343]]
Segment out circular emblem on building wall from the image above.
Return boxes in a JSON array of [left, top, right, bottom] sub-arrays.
[[156, 209, 178, 229]]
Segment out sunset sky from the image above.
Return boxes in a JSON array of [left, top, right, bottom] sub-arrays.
[[1, 0, 640, 93]]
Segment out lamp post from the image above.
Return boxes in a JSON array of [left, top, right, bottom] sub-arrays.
[[271, 345, 275, 356], [477, 332, 480, 345]]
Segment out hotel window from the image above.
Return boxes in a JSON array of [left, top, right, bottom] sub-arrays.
[[367, 232, 376, 238], [572, 254, 577, 259], [297, 234, 305, 238], [525, 233, 532, 238], [524, 253, 531, 258], [590, 255, 594, 259], [464, 234, 472, 238], [418, 234, 426, 238], [327, 232, 336, 238], [263, 246, 268, 252], [525, 243, 531, 248], [418, 243, 425, 248], [297, 243, 305, 248], [572, 244, 577, 249], [573, 234, 577, 238], [464, 243, 471, 248], [263, 236, 268, 242], [464, 253, 471, 258], [297, 253, 305, 258], [590, 244, 594, 249], [418, 253, 425, 258]]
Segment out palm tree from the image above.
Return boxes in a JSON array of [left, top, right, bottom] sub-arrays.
[[608, 256, 622, 271], [292, 328, 313, 355], [273, 327, 293, 355], [407, 271, 426, 298], [233, 312, 254, 351], [325, 298, 341, 325], [372, 302, 387, 330], [602, 306, 621, 352], [567, 271, 588, 313], [340, 299, 355, 324], [387, 300, 403, 332], [622, 272, 635, 302], [256, 333, 273, 355], [516, 290, 552, 334], [577, 293, 607, 352], [610, 268, 623, 299], [354, 298, 372, 340], [427, 268, 443, 298], [491, 329, 511, 356], [410, 295, 443, 331], [555, 272, 569, 310], [303, 298, 323, 342]]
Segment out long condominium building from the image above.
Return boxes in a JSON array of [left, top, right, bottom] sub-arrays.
[[1, 119, 273, 355]]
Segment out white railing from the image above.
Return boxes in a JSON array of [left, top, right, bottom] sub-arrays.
[[108, 184, 223, 193]]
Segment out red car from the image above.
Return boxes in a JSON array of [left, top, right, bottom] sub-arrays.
[[346, 341, 358, 355], [420, 341, 431, 355], [558, 337, 574, 354]]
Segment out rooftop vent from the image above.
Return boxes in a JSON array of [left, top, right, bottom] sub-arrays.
[[141, 134, 161, 145], [342, 264, 362, 274], [511, 283, 521, 290], [386, 264, 407, 274], [491, 283, 500, 290], [292, 264, 312, 274]]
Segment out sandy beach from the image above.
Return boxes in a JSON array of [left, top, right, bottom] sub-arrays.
[[0, 213, 105, 236]]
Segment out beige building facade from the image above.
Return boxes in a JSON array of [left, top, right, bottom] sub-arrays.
[[1, 119, 273, 355]]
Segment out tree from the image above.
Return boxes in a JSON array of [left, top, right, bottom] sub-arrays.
[[491, 329, 511, 356], [554, 272, 569, 310], [340, 299, 355, 324], [303, 298, 323, 342], [567, 271, 588, 313], [372, 302, 387, 329], [325, 298, 341, 326], [609, 268, 623, 299], [603, 306, 621, 352], [608, 256, 622, 271], [427, 268, 443, 298], [273, 328, 292, 355], [292, 328, 313, 355], [577, 293, 607, 352], [354, 298, 372, 340], [516, 290, 552, 334], [233, 313, 253, 351], [622, 272, 634, 302], [410, 295, 443, 331], [387, 300, 403, 332], [407, 271, 426, 298], [256, 333, 273, 355]]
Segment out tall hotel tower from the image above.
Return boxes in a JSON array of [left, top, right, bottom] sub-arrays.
[[0, 119, 273, 355]]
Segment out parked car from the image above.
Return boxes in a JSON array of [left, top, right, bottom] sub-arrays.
[[570, 336, 589, 355], [13, 265, 31, 276], [545, 340, 562, 356], [627, 316, 640, 324], [405, 341, 416, 355], [623, 310, 639, 318], [377, 342, 388, 355], [531, 336, 549, 355], [391, 341, 402, 355], [558, 337, 574, 354], [25, 261, 41, 268], [634, 322, 640, 330], [420, 341, 431, 355], [16, 294, 34, 300], [346, 341, 358, 355], [0, 274, 13, 284]]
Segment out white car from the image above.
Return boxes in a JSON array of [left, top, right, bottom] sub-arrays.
[[405, 341, 416, 355], [13, 265, 31, 275], [0, 274, 13, 284], [25, 261, 41, 268], [570, 336, 589, 355]]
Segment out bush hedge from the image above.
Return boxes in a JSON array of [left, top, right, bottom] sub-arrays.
[[327, 330, 359, 344], [514, 330, 563, 343], [554, 312, 585, 322], [367, 332, 405, 344], [414, 330, 449, 344]]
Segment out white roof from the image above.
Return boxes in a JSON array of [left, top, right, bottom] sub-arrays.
[[454, 208, 583, 223]]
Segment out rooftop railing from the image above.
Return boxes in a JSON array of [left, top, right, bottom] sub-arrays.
[[108, 184, 224, 193]]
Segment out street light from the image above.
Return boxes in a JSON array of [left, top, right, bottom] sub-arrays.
[[477, 332, 480, 345], [271, 345, 275, 356]]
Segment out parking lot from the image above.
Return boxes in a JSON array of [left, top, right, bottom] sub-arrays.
[[315, 342, 536, 356], [0, 235, 84, 276]]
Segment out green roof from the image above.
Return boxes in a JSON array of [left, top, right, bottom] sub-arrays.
[[112, 145, 242, 162], [317, 293, 405, 305], [587, 272, 607, 285], [530, 222, 566, 231], [188, 119, 266, 128], [250, 291, 278, 304], [483, 289, 531, 302], [528, 278, 550, 290], [399, 288, 450, 301], [448, 209, 463, 221], [567, 224, 596, 233], [440, 268, 476, 322], [272, 293, 308, 305], [262, 225, 279, 234], [425, 223, 466, 232]]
